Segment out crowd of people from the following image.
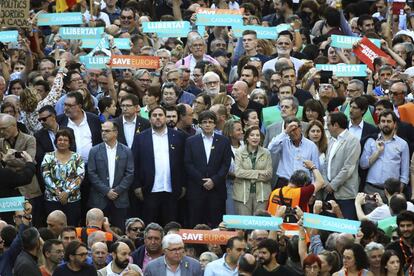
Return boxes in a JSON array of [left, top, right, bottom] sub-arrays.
[[1, 0, 414, 275]]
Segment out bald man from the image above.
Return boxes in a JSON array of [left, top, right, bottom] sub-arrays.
[[230, 81, 263, 125], [46, 211, 67, 238], [0, 114, 43, 225], [75, 208, 114, 243], [98, 241, 143, 275]]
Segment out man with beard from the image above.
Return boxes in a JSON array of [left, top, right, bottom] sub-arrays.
[[231, 81, 263, 126], [98, 241, 142, 276], [40, 239, 64, 276], [254, 238, 297, 276], [54, 240, 97, 275], [386, 211, 414, 272], [202, 72, 221, 97], [165, 106, 179, 129], [360, 110, 409, 201], [240, 65, 259, 95]]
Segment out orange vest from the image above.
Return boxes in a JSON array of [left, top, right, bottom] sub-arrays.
[[267, 186, 309, 216], [398, 103, 414, 126], [75, 227, 113, 243]]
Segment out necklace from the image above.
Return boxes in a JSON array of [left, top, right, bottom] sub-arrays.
[[399, 238, 414, 276]]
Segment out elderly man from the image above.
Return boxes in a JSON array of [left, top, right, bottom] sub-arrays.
[[46, 211, 67, 238], [166, 69, 196, 105], [145, 234, 201, 275], [91, 242, 108, 270], [202, 71, 221, 97], [230, 81, 263, 124]]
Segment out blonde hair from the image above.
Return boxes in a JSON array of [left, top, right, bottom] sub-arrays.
[[20, 87, 39, 113]]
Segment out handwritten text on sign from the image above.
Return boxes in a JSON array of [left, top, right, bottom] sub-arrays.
[[110, 55, 160, 69], [179, 229, 238, 244], [0, 0, 30, 27]]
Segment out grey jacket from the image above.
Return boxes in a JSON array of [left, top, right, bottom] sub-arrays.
[[144, 256, 202, 276]]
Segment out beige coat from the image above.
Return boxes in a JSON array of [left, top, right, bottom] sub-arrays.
[[233, 145, 272, 204]]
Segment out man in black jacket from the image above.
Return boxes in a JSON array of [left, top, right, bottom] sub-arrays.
[[13, 227, 42, 276]]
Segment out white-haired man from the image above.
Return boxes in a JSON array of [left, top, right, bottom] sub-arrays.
[[202, 72, 221, 97]]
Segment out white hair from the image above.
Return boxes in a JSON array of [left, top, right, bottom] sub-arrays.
[[162, 233, 183, 250], [202, 71, 220, 84]]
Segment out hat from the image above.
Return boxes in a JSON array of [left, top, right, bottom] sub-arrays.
[[211, 49, 232, 58]]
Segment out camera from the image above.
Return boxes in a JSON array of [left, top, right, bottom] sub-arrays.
[[322, 201, 332, 211], [14, 152, 23, 158], [365, 194, 377, 202], [284, 206, 298, 223]]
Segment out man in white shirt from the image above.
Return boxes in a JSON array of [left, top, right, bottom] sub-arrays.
[[98, 241, 142, 276]]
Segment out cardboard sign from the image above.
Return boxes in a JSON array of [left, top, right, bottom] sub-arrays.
[[59, 27, 105, 39], [37, 12, 83, 26], [330, 35, 381, 49], [80, 55, 111, 69], [196, 7, 244, 15], [142, 21, 191, 38], [196, 13, 243, 26], [110, 55, 160, 69], [315, 64, 368, 77], [179, 229, 238, 244], [303, 213, 361, 234], [353, 37, 396, 70], [0, 0, 30, 27], [223, 215, 283, 230], [81, 38, 130, 49], [0, 196, 25, 212], [0, 31, 18, 43]]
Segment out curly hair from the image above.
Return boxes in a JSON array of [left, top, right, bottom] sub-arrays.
[[20, 87, 39, 113]]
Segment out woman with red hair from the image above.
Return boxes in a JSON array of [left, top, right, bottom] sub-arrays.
[[303, 254, 322, 276]]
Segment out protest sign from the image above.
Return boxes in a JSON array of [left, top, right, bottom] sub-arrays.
[[0, 31, 18, 43], [353, 37, 396, 70], [81, 38, 130, 49], [0, 196, 25, 212], [330, 35, 381, 49], [0, 0, 30, 28], [110, 55, 160, 69], [37, 12, 83, 26], [196, 13, 243, 26], [59, 27, 105, 40], [223, 215, 283, 230], [196, 7, 244, 15], [179, 229, 238, 244], [142, 21, 191, 38], [303, 213, 360, 234], [232, 24, 292, 39], [80, 55, 111, 69], [315, 64, 368, 77]]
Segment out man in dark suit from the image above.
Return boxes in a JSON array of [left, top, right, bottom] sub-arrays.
[[185, 110, 232, 228], [132, 106, 186, 226], [113, 94, 150, 149], [57, 91, 102, 221], [88, 121, 134, 231]]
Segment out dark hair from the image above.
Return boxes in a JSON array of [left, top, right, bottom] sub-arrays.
[[318, 250, 341, 274], [343, 243, 368, 270], [242, 30, 257, 38], [66, 91, 84, 107], [98, 97, 114, 113], [162, 82, 181, 97], [43, 239, 63, 256], [21, 227, 40, 251], [34, 80, 50, 92], [390, 194, 408, 216], [325, 7, 341, 28], [284, 115, 301, 128], [38, 105, 57, 116], [397, 211, 414, 227], [243, 125, 261, 145], [303, 254, 322, 270], [117, 79, 140, 98], [61, 226, 77, 235], [64, 240, 87, 262], [226, 236, 245, 250], [164, 221, 182, 235], [350, 96, 369, 114], [278, 30, 293, 41], [305, 120, 328, 154], [106, 121, 119, 132], [241, 109, 258, 129], [257, 238, 278, 255], [329, 112, 348, 129], [384, 178, 401, 196], [121, 93, 140, 106], [378, 110, 398, 123], [195, 93, 212, 110], [287, 236, 301, 262], [63, 71, 81, 89], [238, 254, 257, 274], [199, 110, 217, 124], [357, 14, 374, 27], [1, 225, 17, 248], [242, 65, 259, 78], [0, 102, 17, 114], [302, 99, 325, 123], [375, 99, 393, 110], [147, 86, 161, 102], [380, 250, 403, 276], [54, 128, 75, 149], [176, 104, 187, 121], [38, 227, 57, 241], [149, 106, 166, 117], [280, 66, 295, 77], [289, 170, 312, 187], [9, 79, 26, 93]]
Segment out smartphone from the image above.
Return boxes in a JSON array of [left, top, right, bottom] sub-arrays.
[[14, 152, 23, 158], [319, 70, 333, 84]]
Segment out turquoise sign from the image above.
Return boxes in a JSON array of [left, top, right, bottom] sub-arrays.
[[223, 215, 283, 230], [59, 27, 104, 39], [0, 31, 18, 43], [0, 196, 25, 212], [196, 13, 242, 26], [331, 35, 381, 49], [143, 21, 191, 37], [79, 55, 110, 69], [37, 12, 83, 26], [81, 38, 130, 49], [315, 64, 368, 77], [232, 25, 278, 39], [303, 213, 360, 234]]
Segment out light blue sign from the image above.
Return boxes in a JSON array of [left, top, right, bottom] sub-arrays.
[[79, 55, 111, 69], [0, 31, 18, 43], [197, 25, 206, 37], [275, 23, 291, 34], [0, 196, 25, 212], [37, 12, 83, 26], [331, 35, 381, 49], [81, 38, 130, 49], [196, 13, 242, 26], [223, 215, 283, 230], [143, 21, 191, 37], [315, 64, 368, 77], [232, 25, 278, 39], [303, 213, 360, 234], [59, 27, 104, 39]]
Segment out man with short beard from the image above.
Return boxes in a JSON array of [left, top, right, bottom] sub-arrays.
[[254, 239, 295, 275], [40, 239, 64, 276], [98, 241, 142, 275], [360, 110, 409, 200], [165, 106, 179, 129], [53, 240, 97, 275]]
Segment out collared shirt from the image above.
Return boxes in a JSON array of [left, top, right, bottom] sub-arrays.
[[360, 134, 410, 185], [348, 120, 364, 141], [268, 132, 320, 180], [47, 129, 57, 151], [104, 261, 128, 276], [142, 248, 153, 272], [327, 129, 347, 181], [123, 116, 136, 148], [203, 254, 238, 276], [262, 56, 304, 76], [152, 128, 172, 193], [202, 133, 214, 163], [165, 257, 182, 276], [105, 142, 117, 188], [67, 111, 92, 163]]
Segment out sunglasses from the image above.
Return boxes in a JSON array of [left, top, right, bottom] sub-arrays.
[[38, 114, 52, 122], [121, 16, 133, 20], [129, 227, 142, 232]]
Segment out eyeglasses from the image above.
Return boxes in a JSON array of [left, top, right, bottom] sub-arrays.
[[129, 227, 142, 232], [165, 247, 184, 253], [121, 16, 133, 20], [38, 114, 52, 122], [73, 252, 88, 257], [204, 81, 219, 86]]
